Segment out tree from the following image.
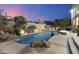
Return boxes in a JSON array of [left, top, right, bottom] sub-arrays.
[[44, 21, 53, 25], [0, 16, 7, 25], [13, 16, 27, 36], [55, 19, 71, 30], [14, 16, 27, 28], [51, 22, 57, 30], [26, 25, 36, 33]]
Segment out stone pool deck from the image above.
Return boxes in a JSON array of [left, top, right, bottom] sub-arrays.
[[0, 33, 68, 54]]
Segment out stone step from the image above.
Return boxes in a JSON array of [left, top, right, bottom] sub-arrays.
[[72, 36, 79, 51], [68, 38, 78, 54]]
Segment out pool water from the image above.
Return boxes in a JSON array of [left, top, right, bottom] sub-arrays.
[[16, 31, 54, 45]]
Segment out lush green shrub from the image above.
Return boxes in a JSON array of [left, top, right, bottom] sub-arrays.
[[14, 29, 20, 36]]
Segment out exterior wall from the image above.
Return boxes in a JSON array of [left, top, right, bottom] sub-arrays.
[[72, 17, 79, 29], [76, 17, 79, 27], [71, 5, 79, 30], [35, 24, 45, 32], [27, 22, 46, 32], [26, 23, 36, 28]]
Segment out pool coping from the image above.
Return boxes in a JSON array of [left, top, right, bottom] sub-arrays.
[[18, 31, 54, 38]]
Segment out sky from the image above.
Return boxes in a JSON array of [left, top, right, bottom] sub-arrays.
[[0, 4, 72, 21]]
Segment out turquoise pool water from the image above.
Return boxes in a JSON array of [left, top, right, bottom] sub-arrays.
[[16, 31, 54, 45]]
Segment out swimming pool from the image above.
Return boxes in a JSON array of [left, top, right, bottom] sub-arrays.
[[16, 31, 54, 45]]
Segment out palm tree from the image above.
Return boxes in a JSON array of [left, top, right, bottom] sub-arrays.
[[26, 25, 36, 33]]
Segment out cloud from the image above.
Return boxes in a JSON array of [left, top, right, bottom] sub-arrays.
[[6, 6, 24, 17]]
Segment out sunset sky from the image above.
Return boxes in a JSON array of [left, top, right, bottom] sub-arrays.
[[0, 4, 72, 21]]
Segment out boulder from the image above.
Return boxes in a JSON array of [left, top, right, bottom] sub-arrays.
[[31, 41, 43, 48], [31, 40, 51, 48], [42, 40, 50, 48], [0, 32, 16, 42], [0, 35, 7, 42]]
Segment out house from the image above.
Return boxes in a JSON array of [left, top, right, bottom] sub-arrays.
[[70, 4, 79, 30]]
